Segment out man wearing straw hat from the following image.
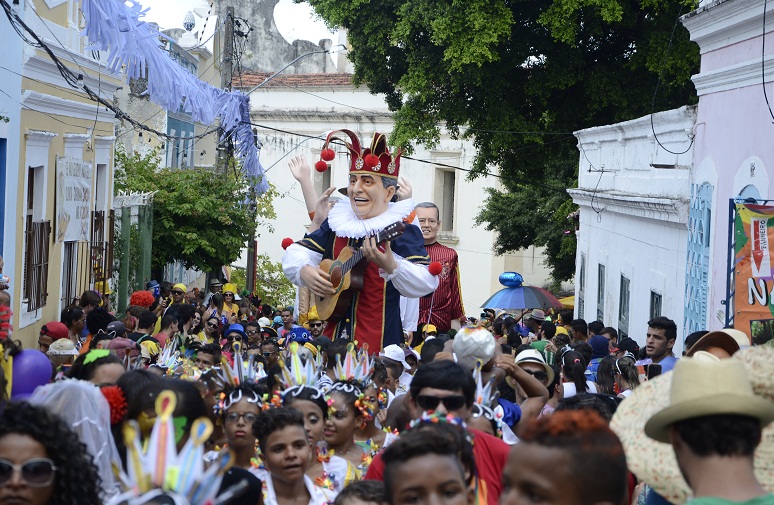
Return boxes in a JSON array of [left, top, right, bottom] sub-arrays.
[[644, 352, 774, 504]]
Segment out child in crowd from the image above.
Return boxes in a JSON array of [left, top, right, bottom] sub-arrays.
[[381, 421, 475, 505]]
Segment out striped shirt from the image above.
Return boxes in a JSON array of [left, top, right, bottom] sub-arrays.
[[419, 242, 465, 331]]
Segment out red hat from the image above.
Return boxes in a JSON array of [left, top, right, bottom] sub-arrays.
[[316, 130, 401, 180], [40, 322, 69, 341]]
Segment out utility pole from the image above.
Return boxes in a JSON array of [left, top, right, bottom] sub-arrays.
[[218, 6, 234, 173], [221, 6, 234, 91]]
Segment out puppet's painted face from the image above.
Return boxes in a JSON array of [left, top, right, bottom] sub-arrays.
[[348, 174, 395, 219]]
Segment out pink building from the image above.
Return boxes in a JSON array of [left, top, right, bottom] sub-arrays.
[[683, 0, 774, 334]]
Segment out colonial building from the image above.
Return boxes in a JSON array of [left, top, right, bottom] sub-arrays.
[[0, 0, 121, 346], [571, 0, 774, 352], [570, 107, 695, 354], [241, 72, 554, 318]]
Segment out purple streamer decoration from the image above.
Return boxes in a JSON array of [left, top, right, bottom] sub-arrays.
[[80, 0, 268, 193]]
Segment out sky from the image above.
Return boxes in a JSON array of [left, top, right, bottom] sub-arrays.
[[139, 0, 335, 45]]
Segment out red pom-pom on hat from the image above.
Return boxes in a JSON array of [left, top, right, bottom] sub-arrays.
[[315, 160, 329, 172], [429, 261, 443, 276], [364, 153, 380, 168], [321, 148, 336, 161], [281, 238, 294, 250]]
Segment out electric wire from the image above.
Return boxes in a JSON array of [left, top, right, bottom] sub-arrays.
[[247, 121, 571, 193], [649, 3, 694, 155], [2, 0, 221, 142]]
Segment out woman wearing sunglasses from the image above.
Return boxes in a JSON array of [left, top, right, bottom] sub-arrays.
[[0, 402, 102, 505], [203, 315, 221, 344], [221, 283, 240, 324]]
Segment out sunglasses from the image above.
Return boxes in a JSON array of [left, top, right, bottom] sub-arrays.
[[224, 412, 259, 424], [246, 330, 258, 335], [0, 458, 57, 487], [224, 293, 234, 297], [309, 322, 323, 327], [415, 394, 467, 412], [262, 351, 278, 358], [206, 322, 219, 328], [522, 369, 548, 381], [172, 290, 184, 295]]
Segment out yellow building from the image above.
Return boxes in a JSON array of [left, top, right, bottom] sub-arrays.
[[3, 0, 122, 347]]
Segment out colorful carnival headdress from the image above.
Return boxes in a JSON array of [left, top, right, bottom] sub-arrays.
[[279, 342, 324, 400], [315, 130, 401, 180], [111, 391, 237, 505], [213, 342, 266, 416], [154, 336, 182, 373], [330, 343, 374, 395]]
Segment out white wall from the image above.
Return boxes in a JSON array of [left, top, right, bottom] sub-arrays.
[[0, 0, 24, 305], [571, 106, 696, 355]]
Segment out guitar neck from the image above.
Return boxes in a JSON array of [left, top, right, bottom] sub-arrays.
[[341, 249, 365, 276], [337, 223, 404, 276]]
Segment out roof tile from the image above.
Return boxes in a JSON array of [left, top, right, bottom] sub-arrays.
[[235, 72, 354, 89]]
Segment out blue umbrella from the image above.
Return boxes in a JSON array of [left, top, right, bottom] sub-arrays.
[[481, 272, 563, 310]]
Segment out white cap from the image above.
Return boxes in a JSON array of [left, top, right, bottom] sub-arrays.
[[258, 317, 271, 327], [453, 326, 496, 371], [47, 339, 79, 356], [380, 344, 410, 369]]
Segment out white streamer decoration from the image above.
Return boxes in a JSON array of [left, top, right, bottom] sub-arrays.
[[79, 0, 268, 193]]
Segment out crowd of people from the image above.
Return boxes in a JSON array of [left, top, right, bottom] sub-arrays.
[[0, 130, 773, 505], [1, 282, 773, 505]]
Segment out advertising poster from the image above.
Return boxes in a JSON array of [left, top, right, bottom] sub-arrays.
[[56, 156, 92, 243], [734, 203, 774, 345]]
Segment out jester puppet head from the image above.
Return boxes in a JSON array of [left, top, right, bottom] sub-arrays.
[[316, 131, 402, 219]]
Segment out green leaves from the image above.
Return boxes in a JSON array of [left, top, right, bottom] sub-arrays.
[[114, 146, 276, 273]]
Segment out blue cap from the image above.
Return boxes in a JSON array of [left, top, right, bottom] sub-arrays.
[[273, 316, 282, 325], [287, 326, 312, 344]]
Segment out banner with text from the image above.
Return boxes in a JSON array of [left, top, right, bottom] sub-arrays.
[[56, 156, 93, 243], [734, 203, 774, 345]]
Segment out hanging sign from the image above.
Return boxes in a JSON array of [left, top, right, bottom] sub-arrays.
[[56, 156, 92, 242]]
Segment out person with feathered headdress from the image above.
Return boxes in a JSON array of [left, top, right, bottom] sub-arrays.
[[110, 389, 254, 505], [322, 343, 376, 477], [278, 342, 355, 493], [210, 342, 267, 473]]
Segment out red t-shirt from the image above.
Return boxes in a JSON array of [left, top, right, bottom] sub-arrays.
[[364, 428, 509, 505]]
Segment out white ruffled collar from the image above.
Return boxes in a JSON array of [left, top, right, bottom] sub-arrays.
[[328, 198, 414, 238]]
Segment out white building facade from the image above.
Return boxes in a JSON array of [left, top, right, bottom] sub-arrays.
[[569, 107, 696, 354]]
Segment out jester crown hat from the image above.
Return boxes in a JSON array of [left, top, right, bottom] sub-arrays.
[[111, 391, 238, 505], [315, 130, 401, 179], [279, 341, 324, 397], [330, 343, 374, 393]]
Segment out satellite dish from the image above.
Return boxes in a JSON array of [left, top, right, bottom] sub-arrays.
[[183, 11, 195, 32]]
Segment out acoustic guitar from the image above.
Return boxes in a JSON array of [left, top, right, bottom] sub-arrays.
[[315, 221, 406, 323]]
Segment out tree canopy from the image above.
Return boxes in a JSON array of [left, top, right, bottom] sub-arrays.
[[303, 0, 699, 283], [114, 146, 277, 272]]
